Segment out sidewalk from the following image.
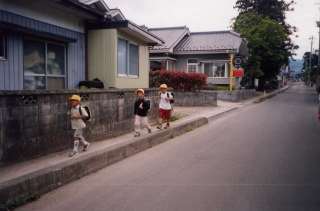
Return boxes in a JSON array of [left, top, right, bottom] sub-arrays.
[[0, 85, 291, 205]]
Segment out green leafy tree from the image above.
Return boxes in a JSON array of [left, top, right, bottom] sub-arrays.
[[233, 12, 289, 83], [233, 0, 298, 89], [234, 0, 298, 37]]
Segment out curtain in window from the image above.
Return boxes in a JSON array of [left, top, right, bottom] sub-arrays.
[[204, 63, 213, 77], [129, 43, 138, 76], [118, 39, 127, 75]]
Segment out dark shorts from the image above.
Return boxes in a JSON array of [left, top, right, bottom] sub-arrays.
[[159, 108, 171, 120]]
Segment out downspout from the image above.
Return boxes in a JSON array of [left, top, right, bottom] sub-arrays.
[[85, 22, 89, 80]]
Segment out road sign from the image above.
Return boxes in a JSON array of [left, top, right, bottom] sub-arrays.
[[233, 54, 242, 69]]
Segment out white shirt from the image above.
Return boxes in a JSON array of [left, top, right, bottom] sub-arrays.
[[159, 92, 172, 110], [68, 105, 88, 129]]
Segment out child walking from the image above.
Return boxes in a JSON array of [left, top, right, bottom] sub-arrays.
[[157, 84, 174, 130], [68, 95, 90, 157], [133, 89, 152, 137]]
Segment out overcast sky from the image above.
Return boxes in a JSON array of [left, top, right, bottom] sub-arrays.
[[106, 0, 320, 60]]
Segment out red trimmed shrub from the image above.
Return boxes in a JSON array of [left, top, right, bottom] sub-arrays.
[[149, 70, 207, 91]]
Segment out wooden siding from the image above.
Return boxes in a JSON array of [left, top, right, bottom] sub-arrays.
[[88, 29, 150, 88], [0, 32, 23, 90], [0, 10, 85, 90], [116, 30, 150, 88], [67, 34, 86, 89], [88, 29, 117, 88], [88, 29, 151, 89]]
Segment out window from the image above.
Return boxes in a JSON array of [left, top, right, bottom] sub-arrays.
[[204, 62, 229, 78], [0, 30, 6, 59], [23, 39, 66, 90], [187, 59, 198, 73], [118, 38, 139, 76], [167, 61, 175, 70]]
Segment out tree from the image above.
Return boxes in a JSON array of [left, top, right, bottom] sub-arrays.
[[232, 0, 299, 89], [232, 12, 290, 89], [234, 0, 298, 36], [302, 52, 318, 69]]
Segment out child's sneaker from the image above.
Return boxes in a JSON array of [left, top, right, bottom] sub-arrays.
[[164, 124, 170, 129], [83, 143, 90, 151], [134, 132, 140, 137], [156, 124, 162, 130], [69, 151, 78, 157], [148, 129, 152, 133]]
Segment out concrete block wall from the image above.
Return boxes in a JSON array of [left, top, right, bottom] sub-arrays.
[[173, 91, 217, 106], [215, 89, 256, 102], [0, 89, 159, 167]]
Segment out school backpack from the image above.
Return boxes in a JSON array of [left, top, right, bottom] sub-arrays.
[[145, 99, 151, 112], [159, 92, 174, 104], [70, 105, 92, 122]]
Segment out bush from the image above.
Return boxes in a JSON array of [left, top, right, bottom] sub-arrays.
[[149, 70, 207, 91]]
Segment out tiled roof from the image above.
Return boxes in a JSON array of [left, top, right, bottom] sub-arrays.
[[174, 31, 244, 52], [148, 26, 190, 50], [106, 9, 126, 20]]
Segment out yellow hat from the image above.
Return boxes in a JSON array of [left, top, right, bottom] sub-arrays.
[[134, 88, 144, 95], [68, 95, 81, 102], [160, 84, 167, 89]]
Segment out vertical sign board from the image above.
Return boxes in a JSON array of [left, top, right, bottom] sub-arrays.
[[231, 54, 243, 90]]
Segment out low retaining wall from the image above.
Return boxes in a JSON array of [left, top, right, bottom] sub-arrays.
[[0, 89, 160, 167], [173, 91, 217, 106], [0, 89, 216, 167], [214, 89, 256, 102]]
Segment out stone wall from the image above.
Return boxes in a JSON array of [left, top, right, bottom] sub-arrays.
[[0, 89, 159, 167], [0, 89, 219, 167], [214, 89, 256, 102], [173, 91, 217, 106]]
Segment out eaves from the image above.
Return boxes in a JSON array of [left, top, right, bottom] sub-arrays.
[[172, 50, 239, 55], [87, 20, 164, 45]]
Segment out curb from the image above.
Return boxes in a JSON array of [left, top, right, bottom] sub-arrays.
[[254, 85, 291, 103], [0, 117, 208, 204]]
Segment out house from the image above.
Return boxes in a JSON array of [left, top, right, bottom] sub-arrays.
[[0, 0, 163, 90], [87, 20, 163, 89], [149, 26, 190, 71], [0, 0, 164, 167], [148, 26, 248, 87]]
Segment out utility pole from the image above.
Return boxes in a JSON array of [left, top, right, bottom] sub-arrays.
[[316, 3, 320, 90], [309, 36, 315, 86], [316, 3, 320, 66]]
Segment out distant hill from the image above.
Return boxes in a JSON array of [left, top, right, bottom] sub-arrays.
[[289, 58, 303, 74]]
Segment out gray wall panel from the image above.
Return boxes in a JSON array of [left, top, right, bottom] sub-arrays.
[[0, 60, 5, 90], [0, 33, 23, 90], [67, 33, 85, 89], [4, 34, 15, 90]]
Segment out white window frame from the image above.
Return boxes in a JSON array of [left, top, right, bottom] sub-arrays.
[[202, 61, 229, 78], [166, 60, 175, 71], [0, 30, 6, 60], [187, 58, 198, 73], [117, 38, 139, 77]]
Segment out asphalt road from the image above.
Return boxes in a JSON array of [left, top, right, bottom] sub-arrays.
[[18, 82, 320, 211]]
